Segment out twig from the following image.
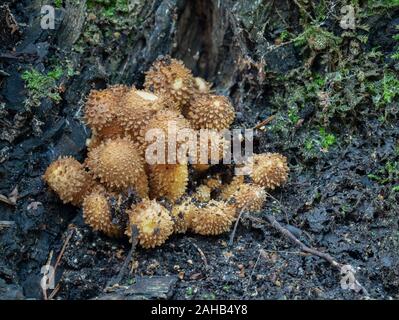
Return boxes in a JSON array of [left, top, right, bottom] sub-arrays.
[[247, 214, 370, 297], [229, 206, 247, 246], [44, 227, 75, 300], [253, 115, 276, 130], [0, 220, 15, 228], [187, 239, 208, 267], [105, 225, 139, 291], [54, 227, 75, 271], [292, 0, 315, 22]]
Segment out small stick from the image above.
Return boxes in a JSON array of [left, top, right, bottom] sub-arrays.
[[105, 224, 139, 290], [248, 214, 370, 297], [229, 206, 247, 246], [54, 227, 75, 271], [0, 220, 15, 228], [253, 115, 275, 130], [188, 239, 208, 267], [0, 195, 15, 206]]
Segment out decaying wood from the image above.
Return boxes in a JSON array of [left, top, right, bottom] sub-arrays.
[[94, 276, 178, 300]]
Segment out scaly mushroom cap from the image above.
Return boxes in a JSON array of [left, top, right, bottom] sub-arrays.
[[43, 156, 94, 206], [118, 89, 164, 146], [82, 188, 123, 238], [84, 85, 129, 139], [192, 185, 211, 203], [229, 183, 266, 214], [125, 199, 173, 249], [144, 57, 195, 111], [148, 164, 188, 202], [250, 153, 289, 190], [144, 109, 191, 164], [219, 176, 245, 200], [192, 130, 228, 172], [185, 94, 235, 130], [86, 137, 149, 197], [190, 200, 235, 236], [170, 199, 197, 234]]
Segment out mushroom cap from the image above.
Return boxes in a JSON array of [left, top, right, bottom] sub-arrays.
[[226, 183, 266, 214], [43, 156, 94, 206], [250, 153, 289, 189], [144, 109, 191, 164], [125, 199, 174, 249], [192, 184, 211, 203], [118, 89, 164, 146], [219, 176, 245, 200], [190, 200, 235, 236], [148, 164, 188, 202], [191, 130, 228, 172], [170, 199, 197, 234], [86, 137, 149, 197], [185, 94, 235, 130], [84, 85, 129, 139], [144, 57, 195, 111], [82, 188, 123, 238]]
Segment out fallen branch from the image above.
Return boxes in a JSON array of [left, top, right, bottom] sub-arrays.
[[187, 238, 208, 268], [42, 227, 75, 300], [0, 220, 15, 229], [105, 224, 139, 291], [253, 115, 276, 130], [247, 214, 370, 297]]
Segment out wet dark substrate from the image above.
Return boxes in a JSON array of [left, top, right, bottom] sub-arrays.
[[0, 0, 398, 300]]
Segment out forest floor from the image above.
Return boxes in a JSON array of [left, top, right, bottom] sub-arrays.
[[0, 0, 398, 300]]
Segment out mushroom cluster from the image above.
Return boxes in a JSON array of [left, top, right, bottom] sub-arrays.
[[43, 57, 289, 249]]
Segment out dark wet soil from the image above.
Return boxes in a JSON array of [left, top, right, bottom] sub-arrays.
[[0, 0, 398, 300]]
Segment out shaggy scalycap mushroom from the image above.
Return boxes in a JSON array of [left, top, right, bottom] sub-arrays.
[[118, 89, 164, 146], [250, 153, 289, 190], [148, 164, 188, 202], [144, 57, 195, 111], [126, 199, 174, 249], [224, 183, 266, 214], [86, 137, 149, 197], [82, 188, 123, 238], [185, 94, 235, 130], [219, 176, 244, 200], [84, 85, 129, 139], [170, 199, 197, 234], [144, 109, 191, 164], [192, 130, 228, 172], [190, 200, 235, 236], [43, 156, 94, 206]]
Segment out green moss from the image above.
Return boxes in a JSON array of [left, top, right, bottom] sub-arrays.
[[294, 25, 342, 51], [304, 128, 336, 154], [54, 0, 63, 8], [368, 161, 399, 185], [367, 71, 399, 107], [21, 67, 64, 107], [368, 0, 399, 8]]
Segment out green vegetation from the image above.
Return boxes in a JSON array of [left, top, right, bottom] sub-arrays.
[[304, 128, 336, 153], [367, 71, 399, 108], [391, 26, 399, 60], [294, 25, 342, 51], [21, 67, 64, 108], [368, 161, 399, 188], [87, 0, 130, 19], [54, 0, 63, 8]]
